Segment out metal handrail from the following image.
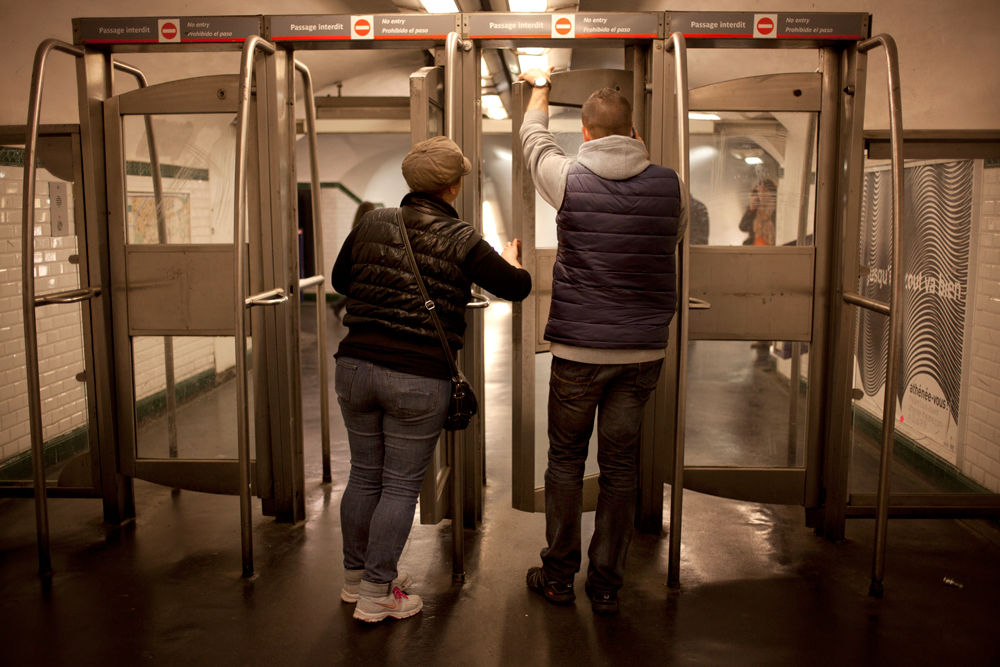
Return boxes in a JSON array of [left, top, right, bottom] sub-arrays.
[[843, 292, 890, 316], [34, 287, 101, 306], [298, 274, 324, 290], [233, 35, 277, 579], [664, 32, 691, 589], [21, 38, 86, 577], [113, 59, 180, 463], [466, 292, 491, 309], [847, 34, 906, 600], [246, 287, 289, 307], [445, 32, 464, 142], [294, 59, 332, 485]]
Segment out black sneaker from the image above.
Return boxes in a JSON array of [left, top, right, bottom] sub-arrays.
[[526, 567, 575, 605], [585, 581, 619, 614]]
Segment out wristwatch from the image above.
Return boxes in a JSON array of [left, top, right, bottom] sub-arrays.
[[533, 76, 550, 88]]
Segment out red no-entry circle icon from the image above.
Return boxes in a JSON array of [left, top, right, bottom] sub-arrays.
[[161, 22, 178, 40], [756, 17, 774, 35], [555, 18, 572, 35], [354, 19, 371, 36]]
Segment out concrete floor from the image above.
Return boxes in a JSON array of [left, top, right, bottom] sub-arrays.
[[2, 305, 999, 666]]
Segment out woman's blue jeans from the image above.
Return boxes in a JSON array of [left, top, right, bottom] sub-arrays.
[[336, 357, 450, 585], [541, 357, 663, 593]]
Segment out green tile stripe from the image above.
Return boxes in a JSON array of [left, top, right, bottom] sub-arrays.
[[0, 146, 41, 168], [985, 158, 1000, 169], [126, 161, 209, 181], [0, 426, 88, 481], [1, 148, 210, 181]]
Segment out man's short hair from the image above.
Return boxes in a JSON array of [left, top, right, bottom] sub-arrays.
[[581, 88, 633, 139]]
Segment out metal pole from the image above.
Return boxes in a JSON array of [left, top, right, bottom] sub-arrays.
[[113, 60, 179, 462], [856, 34, 905, 599], [664, 32, 690, 589], [21, 38, 85, 577], [444, 31, 466, 581], [450, 431, 465, 581], [234, 35, 277, 579], [293, 60, 331, 484]]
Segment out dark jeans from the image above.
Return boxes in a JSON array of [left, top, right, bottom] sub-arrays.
[[336, 357, 451, 585], [541, 357, 663, 593]]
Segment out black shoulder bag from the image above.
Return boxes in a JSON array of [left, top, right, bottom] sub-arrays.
[[394, 210, 478, 431]]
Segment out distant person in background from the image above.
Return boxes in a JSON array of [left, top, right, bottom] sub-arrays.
[[689, 196, 710, 246], [739, 178, 777, 247], [738, 178, 778, 366], [332, 201, 376, 320]]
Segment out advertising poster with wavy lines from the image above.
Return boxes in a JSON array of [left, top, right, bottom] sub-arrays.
[[854, 160, 973, 465]]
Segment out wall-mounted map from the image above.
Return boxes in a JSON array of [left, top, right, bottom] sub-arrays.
[[126, 192, 191, 244]]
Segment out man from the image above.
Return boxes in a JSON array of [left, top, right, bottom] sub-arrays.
[[518, 68, 688, 615]]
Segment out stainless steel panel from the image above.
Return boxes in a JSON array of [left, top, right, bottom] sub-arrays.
[[511, 80, 537, 512], [865, 130, 1000, 160], [684, 468, 806, 505], [688, 246, 815, 340], [689, 73, 822, 112], [125, 245, 236, 335], [821, 46, 869, 541], [410, 63, 452, 527], [117, 75, 241, 115], [549, 69, 635, 108], [535, 249, 554, 352], [315, 96, 410, 119]]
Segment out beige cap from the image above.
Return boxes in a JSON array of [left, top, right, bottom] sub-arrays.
[[401, 136, 472, 193]]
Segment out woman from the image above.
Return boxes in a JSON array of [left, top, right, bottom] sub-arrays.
[[738, 178, 778, 365], [739, 178, 777, 246], [331, 136, 531, 623]]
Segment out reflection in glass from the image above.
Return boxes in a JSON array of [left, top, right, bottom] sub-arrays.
[[689, 111, 817, 247], [122, 114, 237, 245], [134, 336, 252, 460], [684, 340, 807, 468]]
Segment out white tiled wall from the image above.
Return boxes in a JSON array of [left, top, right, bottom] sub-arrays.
[[320, 187, 369, 285], [0, 163, 87, 464], [964, 166, 1000, 493]]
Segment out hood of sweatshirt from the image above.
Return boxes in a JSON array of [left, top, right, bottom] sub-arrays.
[[575, 135, 650, 181]]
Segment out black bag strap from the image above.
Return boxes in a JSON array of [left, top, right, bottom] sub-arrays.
[[394, 208, 462, 381]]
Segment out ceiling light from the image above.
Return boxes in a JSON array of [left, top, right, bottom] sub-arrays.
[[420, 0, 459, 13], [745, 156, 764, 165], [518, 54, 549, 73], [509, 0, 548, 11], [486, 107, 509, 120], [688, 112, 721, 121], [519, 48, 548, 56], [482, 95, 504, 110]]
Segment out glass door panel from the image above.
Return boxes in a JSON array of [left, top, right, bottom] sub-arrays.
[[685, 110, 818, 474]]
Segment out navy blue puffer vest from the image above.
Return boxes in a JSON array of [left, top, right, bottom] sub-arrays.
[[544, 162, 681, 349]]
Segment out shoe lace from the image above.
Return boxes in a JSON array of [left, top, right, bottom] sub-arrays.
[[392, 587, 409, 601]]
